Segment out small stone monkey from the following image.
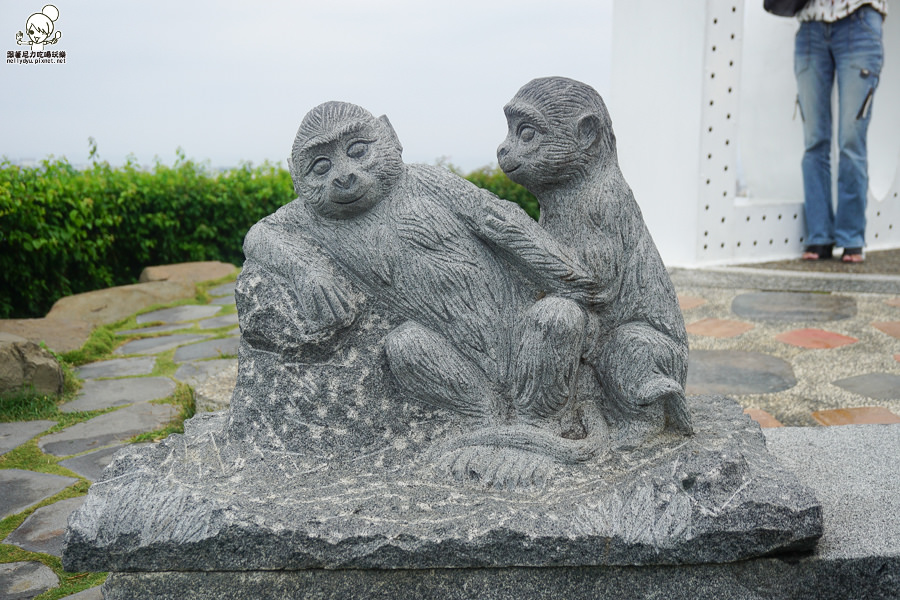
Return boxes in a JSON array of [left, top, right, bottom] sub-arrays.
[[492, 77, 693, 441]]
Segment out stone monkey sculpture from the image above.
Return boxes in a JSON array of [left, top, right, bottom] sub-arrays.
[[242, 102, 610, 482], [492, 77, 693, 442]]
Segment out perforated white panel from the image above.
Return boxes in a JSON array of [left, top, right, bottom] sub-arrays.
[[697, 0, 900, 263]]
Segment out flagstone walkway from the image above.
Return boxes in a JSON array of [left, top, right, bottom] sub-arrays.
[[1, 263, 899, 598]]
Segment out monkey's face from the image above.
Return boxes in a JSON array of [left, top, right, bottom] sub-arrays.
[[497, 102, 550, 192], [295, 120, 402, 220]]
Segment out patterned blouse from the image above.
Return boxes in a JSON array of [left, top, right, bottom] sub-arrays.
[[797, 0, 888, 21]]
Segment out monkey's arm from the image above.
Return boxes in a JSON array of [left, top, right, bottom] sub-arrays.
[[476, 198, 614, 307], [244, 209, 358, 333]]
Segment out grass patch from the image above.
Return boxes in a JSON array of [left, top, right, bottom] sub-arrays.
[[60, 325, 119, 366], [130, 383, 195, 443]]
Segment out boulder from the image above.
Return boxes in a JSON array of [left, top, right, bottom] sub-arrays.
[[139, 262, 237, 285], [0, 332, 63, 396], [0, 317, 93, 354], [46, 281, 195, 326]]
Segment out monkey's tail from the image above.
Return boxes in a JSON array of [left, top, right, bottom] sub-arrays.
[[433, 401, 609, 464]]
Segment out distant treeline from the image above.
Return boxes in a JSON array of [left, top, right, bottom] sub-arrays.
[[0, 156, 537, 319]]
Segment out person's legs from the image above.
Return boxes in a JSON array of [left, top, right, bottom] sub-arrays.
[[833, 6, 884, 254], [796, 19, 837, 252]]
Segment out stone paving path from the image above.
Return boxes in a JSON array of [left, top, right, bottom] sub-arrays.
[[2, 265, 899, 598], [1, 277, 238, 599]]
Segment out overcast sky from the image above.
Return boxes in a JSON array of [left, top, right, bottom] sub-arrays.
[[1, 1, 613, 172]]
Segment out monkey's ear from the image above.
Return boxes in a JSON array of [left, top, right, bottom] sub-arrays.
[[378, 115, 404, 154], [576, 114, 602, 153]]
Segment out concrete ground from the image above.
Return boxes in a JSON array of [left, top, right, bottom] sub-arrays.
[[1, 254, 899, 598]]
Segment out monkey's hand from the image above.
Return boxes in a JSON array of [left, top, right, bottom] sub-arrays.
[[293, 269, 357, 334]]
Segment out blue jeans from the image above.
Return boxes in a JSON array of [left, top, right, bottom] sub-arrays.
[[794, 5, 884, 249]]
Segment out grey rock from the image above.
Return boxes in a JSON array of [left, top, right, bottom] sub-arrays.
[[686, 350, 798, 395], [831, 372, 900, 400], [60, 377, 176, 413], [75, 357, 156, 379], [38, 403, 179, 457], [0, 562, 58, 600], [63, 396, 820, 572], [173, 337, 239, 363], [173, 359, 238, 387], [0, 469, 77, 519], [0, 420, 55, 455], [208, 282, 236, 296], [97, 424, 900, 600], [193, 363, 236, 412], [4, 497, 85, 556], [137, 305, 221, 324], [117, 323, 196, 336], [0, 332, 63, 396], [66, 586, 104, 600], [113, 334, 210, 356], [732, 291, 857, 322], [59, 444, 148, 482], [196, 314, 239, 330]]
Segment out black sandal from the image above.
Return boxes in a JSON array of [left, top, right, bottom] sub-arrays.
[[802, 244, 834, 260], [842, 247, 864, 263]]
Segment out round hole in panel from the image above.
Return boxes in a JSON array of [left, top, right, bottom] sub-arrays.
[[703, 244, 708, 250], [731, 33, 735, 39], [706, 178, 711, 185], [784, 238, 789, 244], [769, 239, 774, 245], [713, 18, 718, 24], [762, 215, 766, 221], [721, 217, 726, 223], [889, 224, 894, 229], [726, 113, 731, 119], [712, 45, 717, 51], [705, 204, 710, 210], [737, 241, 742, 247], [708, 153, 713, 159], [729, 60, 734, 67], [877, 211, 881, 216], [746, 216, 751, 222], [732, 6, 737, 11], [720, 242, 725, 248], [704, 231, 709, 237], [725, 139, 730, 145], [793, 213, 799, 219], [710, 100, 715, 106], [723, 191, 728, 197], [800, 236, 805, 242], [875, 233, 880, 238], [709, 126, 714, 132], [753, 240, 758, 246], [711, 73, 716, 79], [724, 165, 729, 171], [727, 87, 733, 93], [777, 214, 782, 220]]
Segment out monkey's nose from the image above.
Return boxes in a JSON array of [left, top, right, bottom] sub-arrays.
[[497, 145, 508, 159], [332, 174, 357, 190]]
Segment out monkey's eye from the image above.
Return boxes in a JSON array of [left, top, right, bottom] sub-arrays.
[[310, 157, 332, 176], [346, 141, 370, 159], [518, 125, 536, 143]]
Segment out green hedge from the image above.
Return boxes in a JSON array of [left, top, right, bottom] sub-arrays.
[[1, 157, 535, 319]]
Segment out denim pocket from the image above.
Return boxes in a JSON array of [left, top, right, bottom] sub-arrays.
[[856, 5, 884, 39]]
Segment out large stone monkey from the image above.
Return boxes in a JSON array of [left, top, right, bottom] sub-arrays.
[[242, 102, 611, 482], [492, 77, 693, 441]]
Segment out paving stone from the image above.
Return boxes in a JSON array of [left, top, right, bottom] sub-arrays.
[[59, 444, 146, 482], [732, 291, 857, 322], [139, 261, 236, 284], [0, 317, 93, 354], [66, 586, 104, 599], [775, 328, 858, 349], [137, 305, 222, 325], [831, 373, 900, 400], [197, 313, 239, 330], [174, 359, 239, 387], [117, 323, 197, 336], [60, 377, 176, 413], [3, 496, 85, 557], [743, 408, 783, 428], [0, 420, 55, 455], [114, 334, 210, 356], [895, 354, 900, 363], [0, 469, 77, 519], [811, 406, 900, 426], [885, 297, 900, 307], [0, 561, 58, 600], [75, 356, 156, 379], [46, 281, 195, 326], [677, 294, 706, 311], [208, 282, 236, 296], [210, 295, 236, 305], [38, 403, 179, 457], [686, 350, 797, 395], [871, 321, 900, 339], [173, 337, 240, 363], [685, 318, 753, 338]]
